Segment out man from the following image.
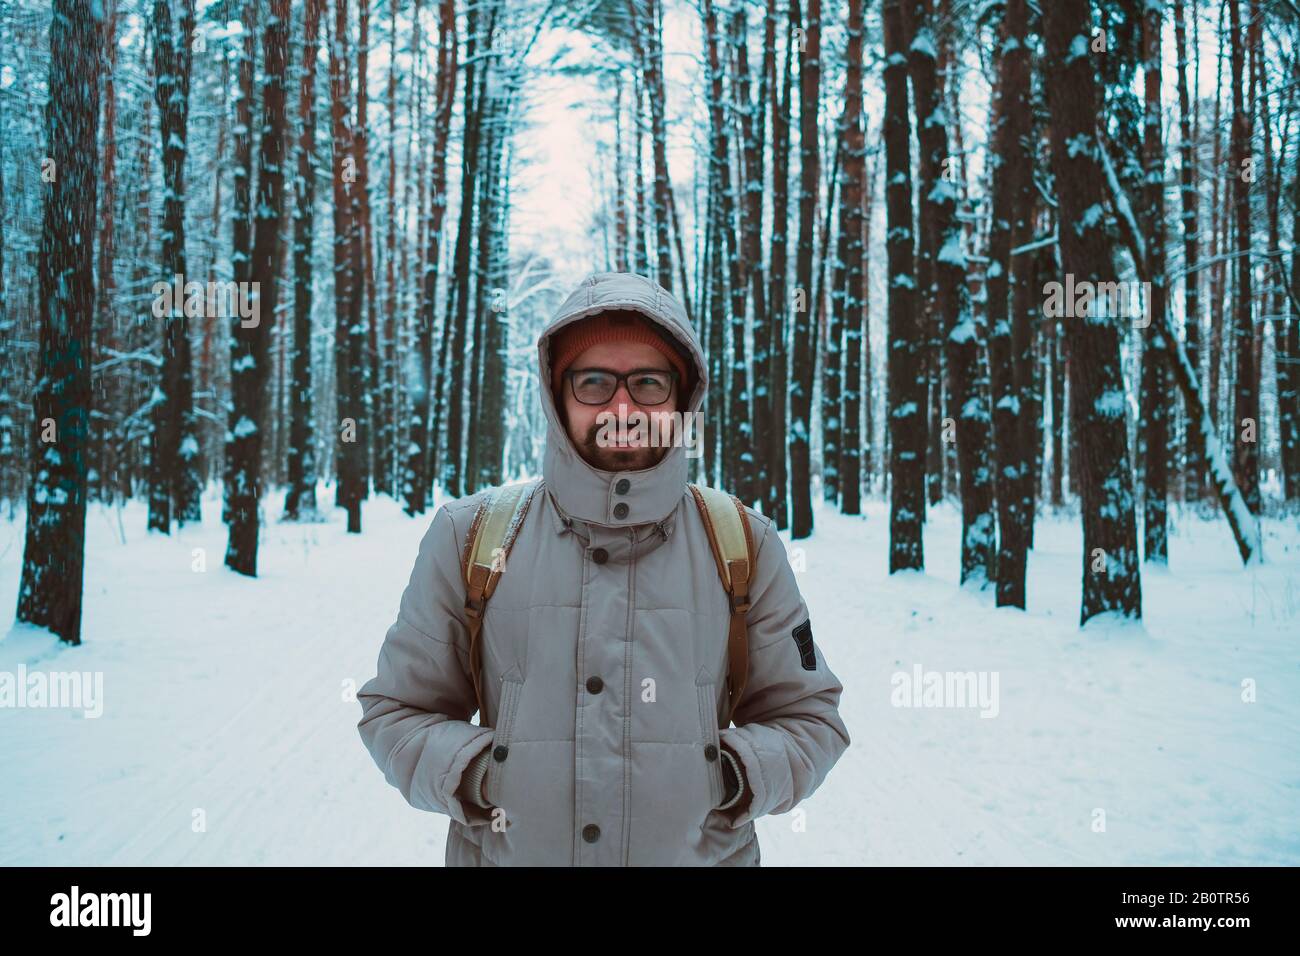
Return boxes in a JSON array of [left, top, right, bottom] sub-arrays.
[[356, 271, 849, 866]]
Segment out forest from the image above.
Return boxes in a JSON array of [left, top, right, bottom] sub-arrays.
[[1, 0, 1297, 648]]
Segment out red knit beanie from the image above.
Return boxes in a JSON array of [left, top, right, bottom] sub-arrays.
[[549, 310, 693, 402]]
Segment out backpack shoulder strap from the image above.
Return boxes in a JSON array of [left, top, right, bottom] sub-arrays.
[[688, 483, 758, 727], [461, 478, 543, 719]]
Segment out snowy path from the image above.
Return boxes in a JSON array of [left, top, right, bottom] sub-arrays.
[[2, 486, 1297, 865]]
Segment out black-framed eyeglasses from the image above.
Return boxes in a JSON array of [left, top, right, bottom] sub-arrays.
[[565, 367, 678, 406]]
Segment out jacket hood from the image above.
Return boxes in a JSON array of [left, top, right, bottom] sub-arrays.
[[538, 272, 708, 528]]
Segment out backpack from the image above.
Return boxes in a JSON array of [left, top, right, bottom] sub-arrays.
[[459, 478, 758, 728]]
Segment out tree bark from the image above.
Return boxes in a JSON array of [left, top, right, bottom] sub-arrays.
[[1140, 1, 1170, 563], [17, 0, 101, 643], [789, 0, 819, 539], [1228, 0, 1258, 513], [227, 0, 290, 573], [838, 0, 865, 516], [332, 0, 367, 533], [985, 0, 1032, 605], [883, 0, 924, 572], [765, 0, 793, 529], [1043, 0, 1143, 622], [285, 0, 324, 520], [903, 0, 992, 583]]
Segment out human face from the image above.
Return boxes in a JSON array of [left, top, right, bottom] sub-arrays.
[[560, 340, 680, 472]]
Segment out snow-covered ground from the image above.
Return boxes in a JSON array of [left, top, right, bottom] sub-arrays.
[[1, 483, 1296, 865]]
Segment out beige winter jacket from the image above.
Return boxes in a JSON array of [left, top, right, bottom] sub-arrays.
[[356, 271, 850, 865]]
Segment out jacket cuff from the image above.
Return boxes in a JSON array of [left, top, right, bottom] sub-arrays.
[[715, 746, 746, 810], [716, 727, 770, 827], [462, 745, 494, 808], [444, 731, 495, 826]]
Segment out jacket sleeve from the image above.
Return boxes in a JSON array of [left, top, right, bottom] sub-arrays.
[[715, 513, 851, 828], [356, 502, 497, 828]]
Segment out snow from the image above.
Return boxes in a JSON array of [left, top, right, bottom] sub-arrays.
[[1, 490, 1296, 865], [1075, 203, 1105, 234], [1066, 134, 1093, 160], [909, 28, 937, 61], [937, 233, 966, 267], [1094, 389, 1126, 418], [949, 318, 977, 343], [1066, 34, 1089, 65]]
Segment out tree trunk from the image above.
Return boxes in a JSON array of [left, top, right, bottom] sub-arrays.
[[838, 0, 865, 516], [1174, 0, 1204, 501], [765, 0, 793, 529], [440, 0, 494, 500], [16, 0, 101, 643], [789, 0, 819, 539], [627, 0, 675, 291], [225, 0, 257, 527], [228, 0, 290, 572], [1228, 0, 1258, 514], [883, 0, 924, 572], [332, 0, 366, 533], [903, 0, 992, 583], [703, 0, 753, 504], [1139, 1, 1169, 563], [734, 6, 769, 509], [985, 0, 1032, 605], [284, 0, 324, 520], [1042, 0, 1142, 622]]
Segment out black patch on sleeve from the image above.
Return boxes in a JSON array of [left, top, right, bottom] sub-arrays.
[[791, 619, 817, 670]]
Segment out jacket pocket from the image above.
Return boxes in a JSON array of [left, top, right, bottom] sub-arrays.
[[696, 678, 724, 809], [484, 669, 525, 811]]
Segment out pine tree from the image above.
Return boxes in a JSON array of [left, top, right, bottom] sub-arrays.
[[16, 0, 102, 643], [1139, 0, 1170, 563], [789, 0, 820, 540], [837, 0, 865, 516], [883, 0, 924, 571], [227, 0, 291, 573], [985, 0, 1033, 605], [765, 0, 794, 529], [1228, 0, 1258, 514], [1042, 0, 1142, 623], [285, 0, 325, 520], [903, 0, 992, 583], [333, 0, 367, 533], [148, 0, 200, 535]]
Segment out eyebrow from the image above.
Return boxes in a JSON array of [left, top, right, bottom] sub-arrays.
[[571, 366, 674, 374]]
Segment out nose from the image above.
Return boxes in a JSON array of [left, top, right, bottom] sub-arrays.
[[602, 381, 638, 413]]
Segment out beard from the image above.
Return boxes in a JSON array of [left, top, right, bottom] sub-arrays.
[[576, 419, 670, 472]]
